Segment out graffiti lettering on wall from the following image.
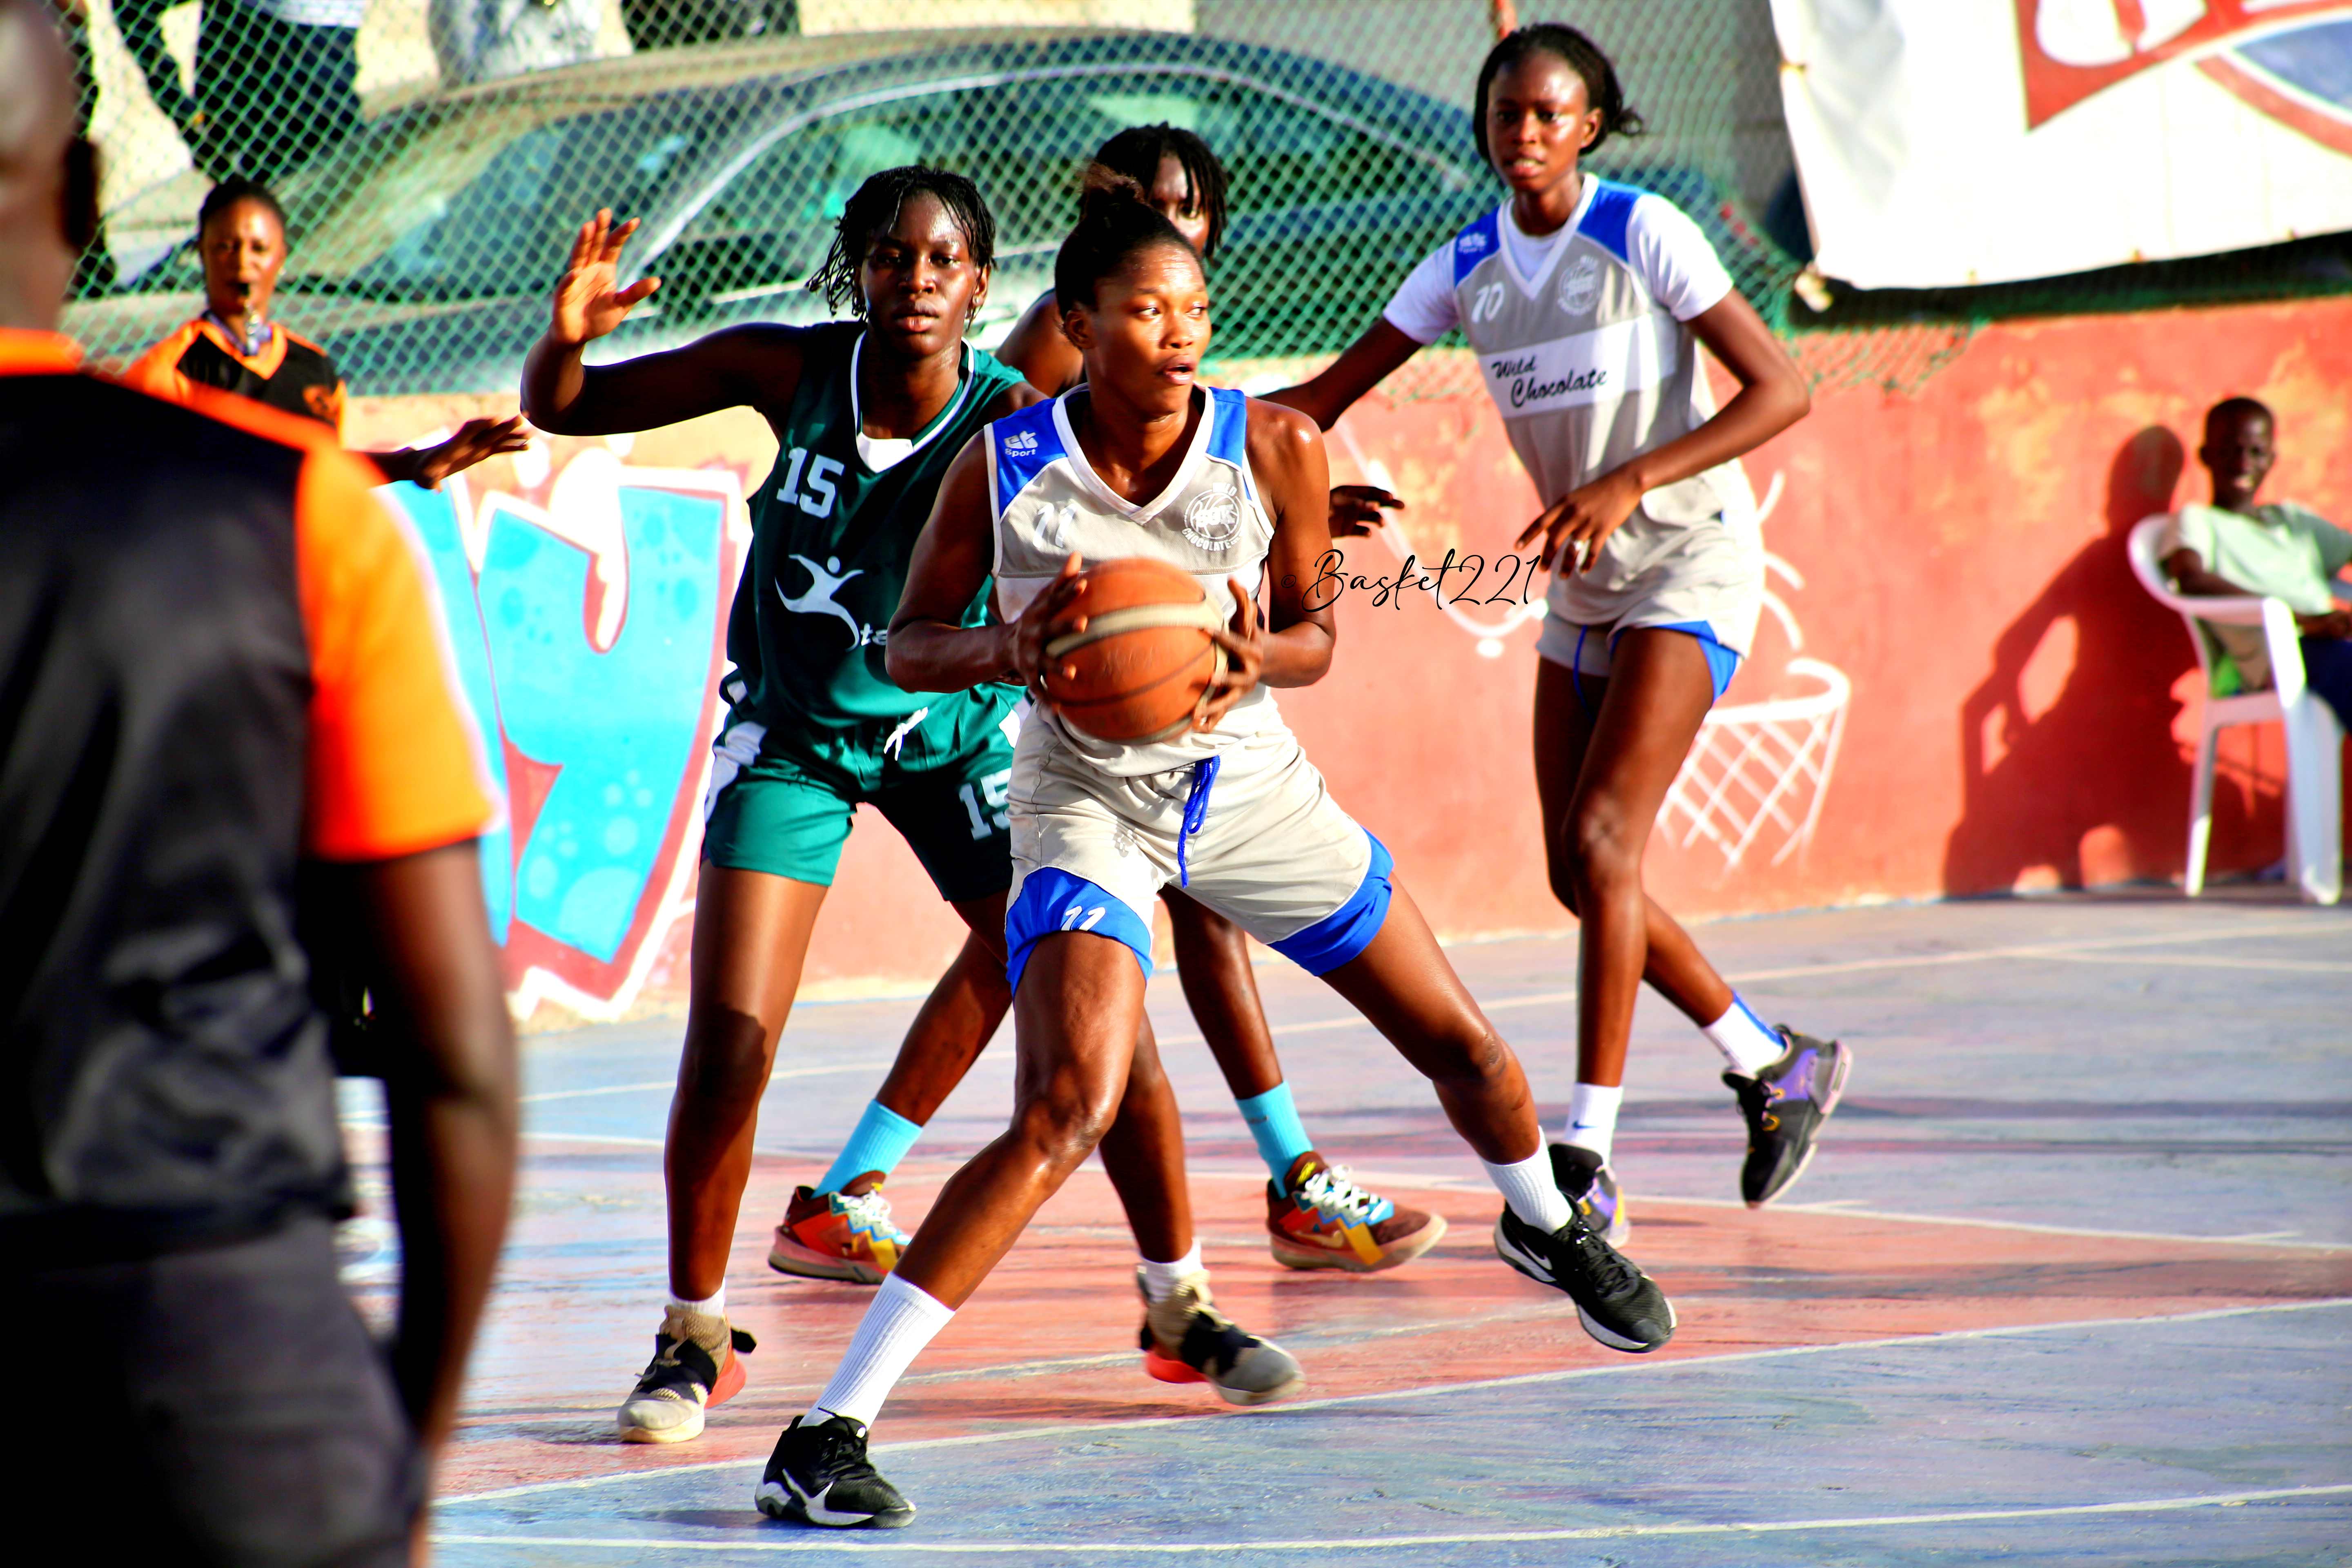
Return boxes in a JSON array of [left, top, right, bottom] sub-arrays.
[[384, 441, 746, 1020]]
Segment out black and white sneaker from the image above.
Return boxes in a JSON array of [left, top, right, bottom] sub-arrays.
[[1493, 1200, 1675, 1353], [754, 1414, 913, 1529], [1725, 1027, 1852, 1207]]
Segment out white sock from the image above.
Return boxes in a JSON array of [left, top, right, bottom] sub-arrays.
[[806, 1274, 955, 1429], [667, 1287, 724, 1318], [1482, 1148, 1572, 1233], [1560, 1082, 1622, 1163], [1704, 996, 1785, 1077], [1138, 1242, 1204, 1304]]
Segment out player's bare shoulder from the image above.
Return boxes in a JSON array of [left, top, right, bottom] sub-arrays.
[[1241, 395, 1327, 500]]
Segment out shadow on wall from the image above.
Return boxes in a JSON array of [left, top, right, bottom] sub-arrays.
[[1943, 426, 2278, 893]]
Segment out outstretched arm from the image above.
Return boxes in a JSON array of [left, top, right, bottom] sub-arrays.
[[1262, 318, 1424, 433], [365, 416, 530, 489], [521, 210, 799, 435]]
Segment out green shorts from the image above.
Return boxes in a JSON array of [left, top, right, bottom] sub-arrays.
[[701, 690, 1020, 903]]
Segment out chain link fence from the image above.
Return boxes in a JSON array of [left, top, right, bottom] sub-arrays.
[[56, 0, 2351, 399]]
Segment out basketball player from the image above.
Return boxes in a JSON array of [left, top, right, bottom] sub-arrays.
[[1270, 24, 1851, 1242], [753, 174, 1675, 1530], [521, 169, 1298, 1446], [786, 124, 1443, 1287], [124, 175, 525, 487]]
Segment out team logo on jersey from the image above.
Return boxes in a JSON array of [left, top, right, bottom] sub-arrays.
[[1181, 485, 1243, 552], [778, 554, 883, 647], [1458, 227, 1490, 256], [1004, 430, 1040, 456], [1558, 254, 1602, 316]]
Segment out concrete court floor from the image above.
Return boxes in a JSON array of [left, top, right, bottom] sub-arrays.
[[355, 888, 2352, 1565]]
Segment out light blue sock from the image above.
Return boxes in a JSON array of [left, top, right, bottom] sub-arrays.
[[816, 1100, 923, 1195], [1236, 1082, 1316, 1193]]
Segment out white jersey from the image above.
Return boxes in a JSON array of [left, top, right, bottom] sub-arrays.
[[1383, 179, 1763, 654], [987, 386, 1285, 776]]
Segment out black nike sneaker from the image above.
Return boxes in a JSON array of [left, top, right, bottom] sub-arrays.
[[1493, 1198, 1675, 1353], [1724, 1026, 1853, 1207], [754, 1414, 913, 1529]]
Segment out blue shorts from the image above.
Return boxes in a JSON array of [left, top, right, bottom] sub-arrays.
[[1537, 617, 1742, 707]]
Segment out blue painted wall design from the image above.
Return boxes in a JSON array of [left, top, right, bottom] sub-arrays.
[[384, 468, 731, 991]]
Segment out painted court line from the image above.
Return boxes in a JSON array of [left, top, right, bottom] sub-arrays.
[[1152, 920, 2337, 1047], [431, 1481, 2352, 1552], [438, 1296, 2352, 1507], [522, 1060, 894, 1105]]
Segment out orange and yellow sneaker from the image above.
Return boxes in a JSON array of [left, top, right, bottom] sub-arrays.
[[1265, 1151, 1447, 1273], [767, 1172, 909, 1285]]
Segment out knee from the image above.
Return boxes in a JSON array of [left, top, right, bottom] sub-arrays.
[[1563, 796, 1645, 893], [1427, 1023, 1515, 1094], [1013, 1079, 1119, 1170], [675, 1008, 774, 1101]]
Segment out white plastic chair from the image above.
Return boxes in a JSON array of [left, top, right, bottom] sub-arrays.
[[2126, 516, 2342, 904]]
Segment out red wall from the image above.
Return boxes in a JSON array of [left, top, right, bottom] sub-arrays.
[[356, 295, 2352, 1012]]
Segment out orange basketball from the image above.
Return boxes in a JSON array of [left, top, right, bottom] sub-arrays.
[[1040, 557, 1229, 744]]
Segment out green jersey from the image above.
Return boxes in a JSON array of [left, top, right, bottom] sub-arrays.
[[724, 322, 1025, 735]]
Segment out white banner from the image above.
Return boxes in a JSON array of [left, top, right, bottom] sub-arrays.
[[1771, 2, 2352, 289]]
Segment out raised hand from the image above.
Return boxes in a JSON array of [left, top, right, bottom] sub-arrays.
[[551, 210, 661, 348], [1327, 483, 1403, 539], [412, 416, 530, 489]]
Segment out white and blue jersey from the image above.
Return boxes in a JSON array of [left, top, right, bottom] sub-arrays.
[[987, 387, 1393, 992], [1383, 177, 1765, 699]]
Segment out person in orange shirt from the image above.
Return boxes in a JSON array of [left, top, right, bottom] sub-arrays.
[[1, 7, 517, 1559], [125, 174, 528, 487]]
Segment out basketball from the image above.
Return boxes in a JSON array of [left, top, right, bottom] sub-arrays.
[[1040, 557, 1230, 744]]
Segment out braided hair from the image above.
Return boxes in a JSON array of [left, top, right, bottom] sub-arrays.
[[1473, 24, 1646, 165], [805, 165, 997, 318], [1087, 123, 1229, 260], [1053, 168, 1201, 313], [198, 175, 286, 238]]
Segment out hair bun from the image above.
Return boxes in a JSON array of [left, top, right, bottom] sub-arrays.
[[1076, 166, 1153, 223]]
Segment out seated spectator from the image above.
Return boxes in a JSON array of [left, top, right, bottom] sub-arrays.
[[124, 176, 527, 487], [2159, 396, 2352, 732]]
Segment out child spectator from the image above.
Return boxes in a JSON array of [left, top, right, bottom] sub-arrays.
[[2159, 397, 2352, 731]]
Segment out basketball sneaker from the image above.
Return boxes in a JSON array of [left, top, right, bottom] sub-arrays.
[[1266, 1151, 1447, 1272], [1550, 1142, 1628, 1246], [1137, 1268, 1306, 1406], [754, 1414, 913, 1529], [1724, 1027, 1853, 1207], [768, 1172, 909, 1285], [615, 1307, 755, 1443], [1492, 1197, 1675, 1353]]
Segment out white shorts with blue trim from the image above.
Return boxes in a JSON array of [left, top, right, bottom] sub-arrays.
[[1003, 719, 1390, 993], [1535, 510, 1762, 703]]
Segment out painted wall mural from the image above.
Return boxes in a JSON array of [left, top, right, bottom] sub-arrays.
[[383, 439, 746, 1020]]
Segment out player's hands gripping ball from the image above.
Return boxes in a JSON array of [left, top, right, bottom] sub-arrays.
[[1199, 579, 1265, 733]]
